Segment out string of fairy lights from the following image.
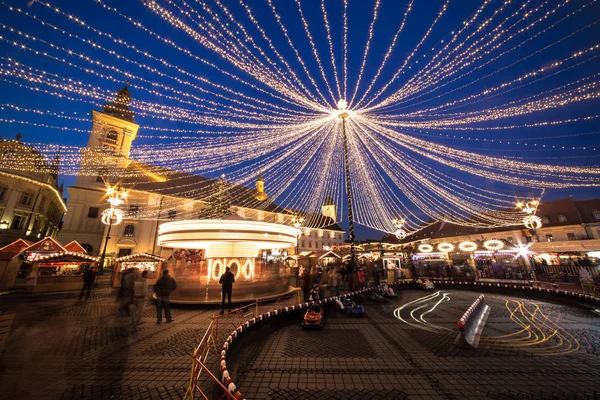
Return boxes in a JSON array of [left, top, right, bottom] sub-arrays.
[[1, 0, 600, 234]]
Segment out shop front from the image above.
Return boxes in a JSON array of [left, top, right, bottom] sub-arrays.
[[21, 252, 99, 292]]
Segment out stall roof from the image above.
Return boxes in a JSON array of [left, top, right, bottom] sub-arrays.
[[22, 237, 66, 254], [28, 251, 99, 263], [63, 241, 87, 254], [115, 252, 165, 262], [0, 238, 32, 260], [314, 250, 341, 259]]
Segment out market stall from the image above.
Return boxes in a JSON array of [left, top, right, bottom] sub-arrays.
[[23, 251, 99, 292], [111, 253, 165, 287]]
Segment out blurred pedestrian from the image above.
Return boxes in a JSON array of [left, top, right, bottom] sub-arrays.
[[79, 266, 96, 300], [153, 269, 177, 324], [117, 268, 136, 316], [219, 266, 235, 314], [23, 264, 39, 294], [130, 270, 148, 326], [300, 267, 310, 302]]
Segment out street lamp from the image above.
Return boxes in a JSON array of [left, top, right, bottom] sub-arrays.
[[0, 221, 8, 230], [291, 215, 304, 258], [516, 198, 541, 281], [99, 185, 127, 273], [392, 218, 407, 240]]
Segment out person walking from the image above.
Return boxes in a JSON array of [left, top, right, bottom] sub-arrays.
[[118, 268, 136, 316], [153, 269, 177, 324], [219, 266, 235, 314], [79, 266, 96, 300], [23, 264, 39, 294], [130, 270, 148, 326]]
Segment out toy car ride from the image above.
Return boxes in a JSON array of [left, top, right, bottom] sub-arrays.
[[301, 303, 325, 329], [338, 298, 365, 317], [382, 285, 398, 298]]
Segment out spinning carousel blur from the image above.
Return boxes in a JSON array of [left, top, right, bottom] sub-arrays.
[[156, 218, 297, 304]]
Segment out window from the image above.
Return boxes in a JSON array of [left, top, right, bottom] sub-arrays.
[[0, 186, 7, 202], [506, 237, 513, 244], [542, 216, 550, 225], [558, 214, 568, 223], [81, 244, 93, 254], [87, 207, 99, 219], [117, 248, 132, 258], [301, 241, 305, 248], [129, 205, 140, 217], [19, 192, 33, 206], [10, 214, 26, 230], [594, 210, 600, 220], [105, 130, 119, 144], [308, 241, 312, 248], [168, 210, 177, 220], [546, 234, 554, 242], [124, 224, 135, 237], [567, 232, 576, 241]]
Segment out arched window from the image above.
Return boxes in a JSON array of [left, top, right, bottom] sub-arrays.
[[558, 214, 568, 223], [542, 216, 550, 225], [124, 224, 135, 237], [168, 210, 177, 220], [593, 210, 600, 220], [105, 130, 119, 144]]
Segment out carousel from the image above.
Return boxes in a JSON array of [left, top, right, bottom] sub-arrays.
[[156, 218, 297, 304]]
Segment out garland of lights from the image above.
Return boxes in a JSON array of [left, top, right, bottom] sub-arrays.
[[0, 0, 600, 235]]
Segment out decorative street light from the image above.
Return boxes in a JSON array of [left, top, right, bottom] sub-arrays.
[[392, 218, 407, 240], [516, 198, 542, 281], [337, 99, 356, 268], [98, 185, 127, 273], [291, 215, 304, 259]]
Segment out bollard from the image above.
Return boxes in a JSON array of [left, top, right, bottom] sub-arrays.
[[455, 294, 491, 349]]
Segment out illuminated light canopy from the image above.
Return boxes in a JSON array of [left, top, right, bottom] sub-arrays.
[[437, 242, 454, 253], [458, 241, 478, 252], [157, 219, 297, 258], [418, 243, 433, 253], [483, 239, 505, 251], [1, 0, 600, 235], [101, 207, 123, 226]]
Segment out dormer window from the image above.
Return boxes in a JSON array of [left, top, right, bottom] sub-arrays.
[[558, 214, 568, 223], [542, 216, 550, 225], [593, 210, 600, 220]]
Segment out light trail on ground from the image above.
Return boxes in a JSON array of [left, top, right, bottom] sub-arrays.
[[393, 291, 451, 332]]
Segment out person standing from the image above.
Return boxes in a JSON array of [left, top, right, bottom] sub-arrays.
[[219, 266, 235, 314], [23, 264, 39, 294], [153, 269, 177, 324], [300, 267, 310, 302], [79, 266, 96, 300], [130, 270, 148, 326]]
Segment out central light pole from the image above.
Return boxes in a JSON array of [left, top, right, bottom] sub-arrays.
[[337, 99, 356, 268]]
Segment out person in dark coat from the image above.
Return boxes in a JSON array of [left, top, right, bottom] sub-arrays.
[[219, 267, 235, 314], [79, 266, 96, 300], [153, 269, 177, 324], [118, 268, 136, 316]]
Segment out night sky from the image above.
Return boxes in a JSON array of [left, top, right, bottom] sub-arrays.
[[1, 0, 600, 240]]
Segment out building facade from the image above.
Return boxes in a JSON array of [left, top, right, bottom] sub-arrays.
[[0, 135, 67, 247], [57, 86, 345, 263]]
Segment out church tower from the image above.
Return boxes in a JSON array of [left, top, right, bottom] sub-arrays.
[[75, 84, 140, 188], [321, 196, 337, 222]]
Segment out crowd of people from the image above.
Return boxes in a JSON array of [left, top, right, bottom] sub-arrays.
[[298, 261, 384, 302]]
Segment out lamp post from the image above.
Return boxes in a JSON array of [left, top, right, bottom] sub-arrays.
[[516, 198, 542, 281], [337, 99, 356, 268], [292, 215, 304, 259], [99, 186, 127, 273]]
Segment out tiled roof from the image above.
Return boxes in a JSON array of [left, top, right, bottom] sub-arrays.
[[574, 198, 600, 224]]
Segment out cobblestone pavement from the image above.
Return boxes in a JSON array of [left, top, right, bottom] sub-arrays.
[[227, 289, 600, 400], [0, 279, 301, 400], [1, 284, 599, 400]]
